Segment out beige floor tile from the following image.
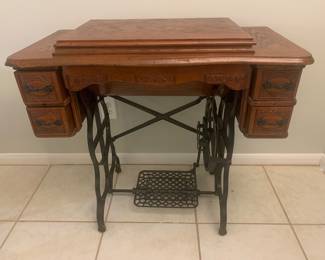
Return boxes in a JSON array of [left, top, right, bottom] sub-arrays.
[[0, 222, 14, 246], [21, 165, 110, 221], [0, 222, 101, 260], [265, 166, 325, 224], [108, 194, 195, 223], [294, 225, 325, 260], [0, 166, 48, 220], [196, 166, 287, 223], [199, 224, 305, 260], [108, 164, 195, 223], [97, 223, 199, 260], [196, 165, 215, 191]]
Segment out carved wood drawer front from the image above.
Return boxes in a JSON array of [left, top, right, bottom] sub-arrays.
[[63, 65, 251, 95], [15, 71, 68, 106], [251, 66, 302, 100], [27, 106, 75, 137], [246, 105, 293, 138]]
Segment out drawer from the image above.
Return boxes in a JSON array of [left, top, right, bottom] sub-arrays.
[[27, 106, 76, 137], [15, 71, 68, 106], [245, 105, 293, 138], [63, 65, 251, 94], [251, 66, 302, 100]]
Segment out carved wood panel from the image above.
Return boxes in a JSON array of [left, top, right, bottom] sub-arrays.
[[63, 65, 251, 95]]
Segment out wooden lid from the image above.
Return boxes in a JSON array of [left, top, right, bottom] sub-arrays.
[[53, 18, 256, 56]]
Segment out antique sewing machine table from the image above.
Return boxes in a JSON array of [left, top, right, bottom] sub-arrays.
[[6, 18, 313, 235]]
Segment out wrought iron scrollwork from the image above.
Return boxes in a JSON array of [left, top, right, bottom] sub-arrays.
[[80, 87, 239, 236], [197, 90, 239, 235], [79, 90, 121, 232]]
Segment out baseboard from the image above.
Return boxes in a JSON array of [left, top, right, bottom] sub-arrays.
[[0, 152, 323, 165]]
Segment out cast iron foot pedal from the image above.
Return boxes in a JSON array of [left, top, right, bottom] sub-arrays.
[[134, 169, 199, 208]]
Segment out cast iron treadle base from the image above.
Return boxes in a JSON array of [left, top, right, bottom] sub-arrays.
[[134, 170, 199, 208]]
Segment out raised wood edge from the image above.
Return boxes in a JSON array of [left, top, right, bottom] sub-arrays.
[[4, 27, 314, 69]]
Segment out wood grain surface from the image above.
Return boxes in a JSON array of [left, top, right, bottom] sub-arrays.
[[5, 18, 314, 138]]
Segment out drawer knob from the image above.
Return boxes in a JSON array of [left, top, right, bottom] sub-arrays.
[[256, 118, 288, 127], [34, 119, 63, 127], [262, 80, 295, 91], [24, 84, 53, 95]]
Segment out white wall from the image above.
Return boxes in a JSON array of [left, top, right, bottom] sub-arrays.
[[0, 0, 324, 154]]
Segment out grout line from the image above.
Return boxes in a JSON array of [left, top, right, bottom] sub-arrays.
[[95, 194, 114, 260], [198, 222, 289, 225], [0, 164, 55, 166], [9, 219, 322, 225], [291, 223, 325, 226], [9, 219, 325, 226], [262, 166, 309, 260], [94, 231, 104, 260], [106, 220, 196, 224], [95, 166, 120, 260], [48, 163, 195, 166], [104, 167, 120, 222], [0, 164, 51, 250], [260, 165, 320, 168], [104, 195, 114, 222], [0, 163, 320, 167], [17, 220, 97, 223], [194, 208, 202, 260]]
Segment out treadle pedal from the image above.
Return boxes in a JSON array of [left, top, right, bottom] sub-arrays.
[[134, 169, 199, 208]]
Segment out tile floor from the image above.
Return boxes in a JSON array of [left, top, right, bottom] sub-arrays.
[[0, 164, 324, 260]]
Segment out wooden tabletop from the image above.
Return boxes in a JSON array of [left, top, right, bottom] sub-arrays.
[[6, 22, 313, 69]]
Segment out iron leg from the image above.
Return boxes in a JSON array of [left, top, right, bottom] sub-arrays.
[[218, 164, 230, 235], [80, 92, 117, 232], [91, 150, 109, 232], [96, 197, 107, 232], [115, 155, 122, 173], [200, 91, 238, 235], [215, 169, 222, 196]]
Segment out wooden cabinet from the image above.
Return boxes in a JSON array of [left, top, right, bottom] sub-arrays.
[[14, 69, 83, 137], [241, 65, 302, 138]]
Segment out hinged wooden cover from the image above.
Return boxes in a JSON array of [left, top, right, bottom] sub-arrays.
[[53, 18, 256, 56]]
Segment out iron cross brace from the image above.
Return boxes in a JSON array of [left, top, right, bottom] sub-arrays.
[[79, 89, 239, 235]]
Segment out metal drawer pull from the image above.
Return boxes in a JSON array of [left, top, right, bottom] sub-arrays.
[[256, 118, 288, 127], [262, 80, 295, 91], [24, 84, 53, 94], [35, 119, 63, 127]]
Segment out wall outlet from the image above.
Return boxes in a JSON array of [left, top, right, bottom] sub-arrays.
[[100, 97, 117, 119]]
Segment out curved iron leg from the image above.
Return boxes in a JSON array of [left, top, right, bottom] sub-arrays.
[[80, 92, 117, 232], [201, 92, 237, 235], [88, 107, 109, 232], [115, 155, 122, 173], [215, 132, 225, 197], [218, 164, 230, 235], [218, 92, 238, 235]]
